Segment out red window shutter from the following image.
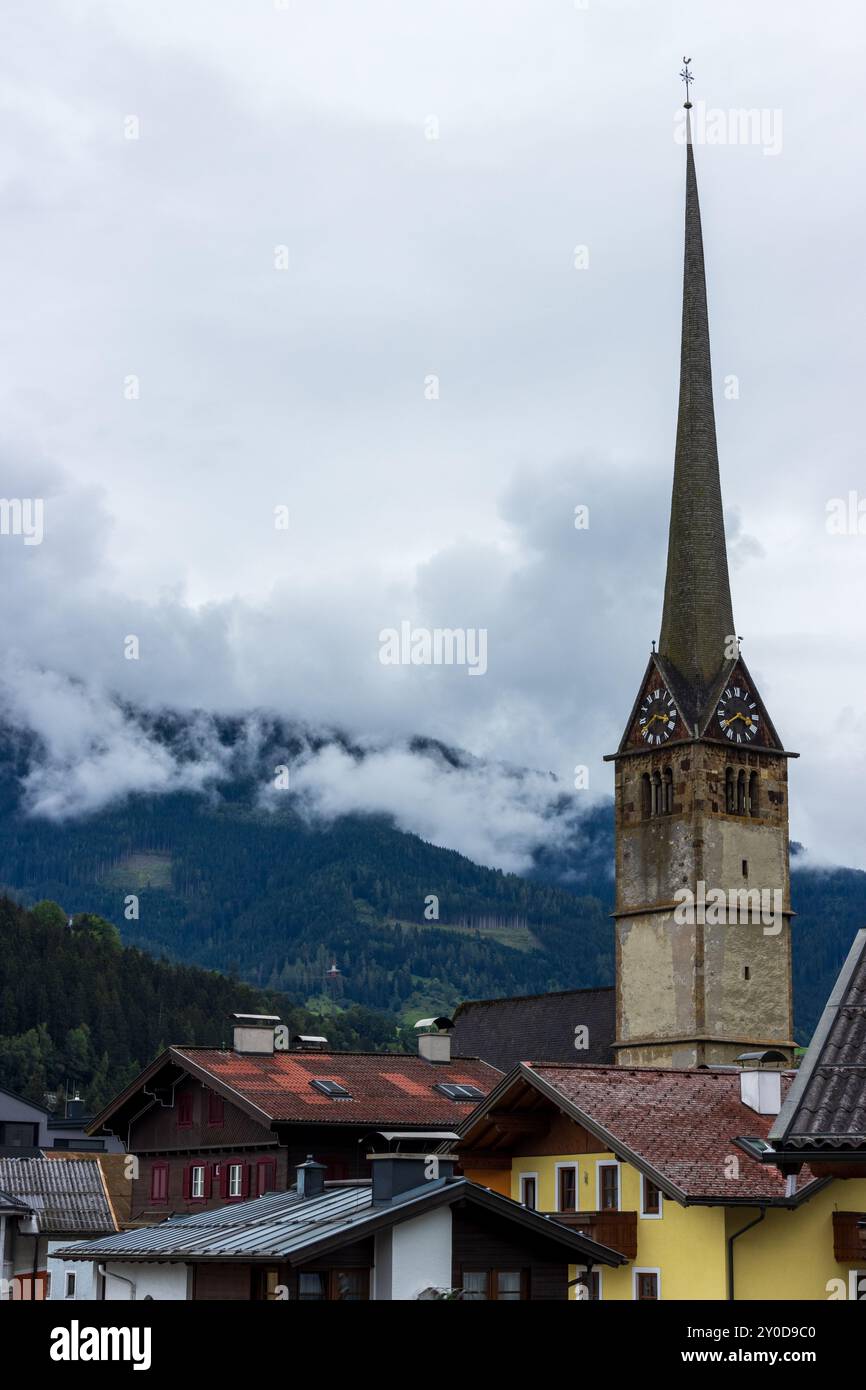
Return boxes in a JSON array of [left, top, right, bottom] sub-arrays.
[[182, 1163, 192, 1200], [240, 1162, 250, 1198], [219, 1163, 229, 1199], [257, 1159, 276, 1195], [204, 1164, 213, 1199], [150, 1162, 168, 1203]]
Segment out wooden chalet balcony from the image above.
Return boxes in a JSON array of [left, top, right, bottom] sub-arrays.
[[832, 1211, 866, 1262], [543, 1208, 638, 1261]]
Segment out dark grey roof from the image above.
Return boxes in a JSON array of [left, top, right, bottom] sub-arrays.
[[0, 1187, 33, 1213], [769, 929, 866, 1151], [0, 1157, 116, 1234], [452, 987, 615, 1072], [57, 1177, 625, 1269]]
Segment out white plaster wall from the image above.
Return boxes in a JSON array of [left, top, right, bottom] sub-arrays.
[[388, 1208, 452, 1300], [103, 1262, 189, 1300], [47, 1240, 100, 1300]]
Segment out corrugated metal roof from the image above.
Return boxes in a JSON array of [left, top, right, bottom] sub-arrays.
[[56, 1178, 626, 1268], [57, 1186, 369, 1259], [0, 1156, 116, 1234]]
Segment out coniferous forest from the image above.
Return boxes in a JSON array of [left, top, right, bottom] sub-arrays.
[[1, 718, 864, 1109]]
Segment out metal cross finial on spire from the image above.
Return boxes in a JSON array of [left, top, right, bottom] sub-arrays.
[[680, 57, 694, 109]]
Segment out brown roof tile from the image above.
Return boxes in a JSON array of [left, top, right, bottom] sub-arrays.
[[175, 1047, 501, 1126], [521, 1064, 817, 1201]]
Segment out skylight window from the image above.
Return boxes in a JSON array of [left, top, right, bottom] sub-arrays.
[[310, 1079, 352, 1099], [434, 1083, 486, 1101]]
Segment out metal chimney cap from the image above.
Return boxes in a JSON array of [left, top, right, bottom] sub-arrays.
[[736, 1049, 788, 1068], [414, 1016, 455, 1033]]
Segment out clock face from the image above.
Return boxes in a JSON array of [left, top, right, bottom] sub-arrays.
[[638, 686, 677, 744], [717, 685, 760, 744]]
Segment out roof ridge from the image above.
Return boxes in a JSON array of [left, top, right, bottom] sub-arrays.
[[456, 985, 614, 1010], [174, 1046, 492, 1063]]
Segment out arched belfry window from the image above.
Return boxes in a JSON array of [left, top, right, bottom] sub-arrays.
[[737, 769, 747, 816], [641, 773, 652, 819], [725, 767, 736, 814], [748, 770, 759, 817], [663, 767, 674, 815], [652, 770, 663, 817]]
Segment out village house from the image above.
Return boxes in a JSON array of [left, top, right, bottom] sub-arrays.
[[0, 1083, 123, 1155], [55, 1150, 624, 1300], [0, 1156, 118, 1300], [85, 1015, 500, 1221], [455, 1056, 866, 1301]]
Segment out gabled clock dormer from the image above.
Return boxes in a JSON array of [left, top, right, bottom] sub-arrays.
[[604, 105, 796, 1070]]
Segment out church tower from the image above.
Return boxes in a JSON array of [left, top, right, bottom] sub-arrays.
[[607, 81, 797, 1069]]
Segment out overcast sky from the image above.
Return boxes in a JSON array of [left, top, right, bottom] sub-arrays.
[[1, 1, 865, 871]]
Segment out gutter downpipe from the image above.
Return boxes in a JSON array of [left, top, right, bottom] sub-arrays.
[[99, 1262, 136, 1301], [727, 1208, 765, 1302]]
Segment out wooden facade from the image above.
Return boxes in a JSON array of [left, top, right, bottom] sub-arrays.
[[129, 1073, 398, 1220]]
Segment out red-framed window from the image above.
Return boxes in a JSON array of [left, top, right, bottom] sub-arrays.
[[183, 1162, 213, 1202], [150, 1161, 169, 1204], [207, 1092, 224, 1127], [257, 1158, 277, 1196], [177, 1092, 194, 1129], [220, 1159, 250, 1201]]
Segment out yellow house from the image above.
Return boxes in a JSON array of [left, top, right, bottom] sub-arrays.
[[458, 1061, 866, 1301]]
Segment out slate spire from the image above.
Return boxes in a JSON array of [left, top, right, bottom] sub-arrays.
[[658, 95, 735, 701]]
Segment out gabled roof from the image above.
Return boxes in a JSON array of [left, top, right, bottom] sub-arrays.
[[459, 1063, 822, 1205], [452, 988, 615, 1071], [768, 929, 866, 1155], [89, 1046, 501, 1135], [0, 1157, 117, 1234], [56, 1176, 625, 1269], [0, 1082, 51, 1116], [0, 1187, 33, 1214], [44, 1151, 134, 1228]]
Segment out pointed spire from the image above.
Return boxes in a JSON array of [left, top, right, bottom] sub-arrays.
[[658, 70, 735, 701]]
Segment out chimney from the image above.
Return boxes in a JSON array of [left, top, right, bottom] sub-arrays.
[[739, 1069, 782, 1116], [415, 1016, 455, 1064], [296, 1155, 327, 1200], [368, 1153, 457, 1205], [65, 1091, 85, 1122], [291, 1034, 328, 1051], [231, 1013, 280, 1055]]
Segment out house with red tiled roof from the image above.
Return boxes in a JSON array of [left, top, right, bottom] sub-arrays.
[[87, 1016, 500, 1224], [457, 1061, 866, 1301]]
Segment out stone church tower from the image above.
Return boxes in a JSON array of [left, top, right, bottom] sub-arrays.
[[607, 105, 796, 1069]]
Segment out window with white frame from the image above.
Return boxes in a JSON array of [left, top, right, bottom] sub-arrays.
[[228, 1163, 243, 1197], [519, 1173, 538, 1210], [640, 1173, 662, 1218], [191, 1164, 205, 1199], [555, 1163, 578, 1213], [597, 1161, 620, 1212], [633, 1268, 660, 1300], [65, 1271, 76, 1299]]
